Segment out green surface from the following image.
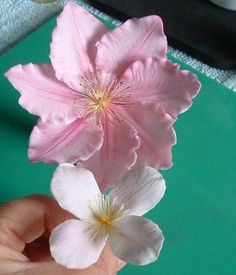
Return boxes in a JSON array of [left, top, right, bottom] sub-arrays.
[[0, 17, 236, 275]]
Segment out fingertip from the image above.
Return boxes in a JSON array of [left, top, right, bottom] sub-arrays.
[[0, 195, 74, 250]]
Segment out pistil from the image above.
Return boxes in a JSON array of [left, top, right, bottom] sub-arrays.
[[86, 195, 129, 239], [76, 72, 133, 122]]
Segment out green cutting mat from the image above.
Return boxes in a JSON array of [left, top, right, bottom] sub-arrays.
[[1, 17, 236, 275]]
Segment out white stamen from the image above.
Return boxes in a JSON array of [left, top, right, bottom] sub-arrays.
[[84, 194, 129, 240]]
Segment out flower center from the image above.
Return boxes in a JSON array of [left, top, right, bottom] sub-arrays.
[[92, 92, 112, 112], [86, 195, 129, 239], [77, 72, 132, 122], [99, 214, 113, 226]]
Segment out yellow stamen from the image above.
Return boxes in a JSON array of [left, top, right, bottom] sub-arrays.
[[99, 215, 113, 226], [85, 195, 129, 239], [92, 92, 112, 112], [77, 72, 132, 121]]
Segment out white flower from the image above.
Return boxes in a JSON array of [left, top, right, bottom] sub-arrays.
[[49, 164, 166, 269]]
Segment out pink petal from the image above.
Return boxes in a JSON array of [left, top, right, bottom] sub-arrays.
[[109, 216, 164, 265], [96, 15, 167, 77], [51, 164, 101, 219], [51, 1, 109, 90], [78, 117, 140, 193], [50, 219, 106, 269], [29, 118, 104, 164], [123, 58, 201, 118], [118, 102, 176, 169], [5, 64, 79, 124], [109, 166, 165, 216]]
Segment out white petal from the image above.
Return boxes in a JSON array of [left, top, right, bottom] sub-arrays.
[[51, 164, 101, 220], [109, 166, 166, 216], [109, 216, 164, 265], [50, 219, 106, 269]]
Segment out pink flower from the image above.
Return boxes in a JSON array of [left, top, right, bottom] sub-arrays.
[[5, 1, 200, 192], [49, 164, 166, 268]]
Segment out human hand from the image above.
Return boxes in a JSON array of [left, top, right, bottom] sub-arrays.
[[0, 195, 125, 275]]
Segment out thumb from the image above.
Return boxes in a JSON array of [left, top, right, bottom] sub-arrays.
[[0, 243, 124, 275], [27, 244, 125, 275], [0, 195, 125, 274]]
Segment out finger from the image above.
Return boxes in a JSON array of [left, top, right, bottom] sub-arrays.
[[0, 195, 126, 274], [0, 244, 31, 274], [24, 237, 125, 274], [95, 244, 126, 274], [24, 236, 52, 262], [0, 244, 124, 275], [28, 244, 125, 275], [0, 194, 74, 252]]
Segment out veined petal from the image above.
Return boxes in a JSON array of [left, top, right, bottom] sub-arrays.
[[118, 102, 176, 169], [50, 219, 106, 269], [78, 116, 140, 193], [123, 58, 201, 118], [109, 166, 166, 216], [29, 118, 104, 164], [109, 216, 164, 265], [5, 64, 79, 124], [51, 1, 108, 90], [96, 15, 167, 77], [51, 164, 101, 219]]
